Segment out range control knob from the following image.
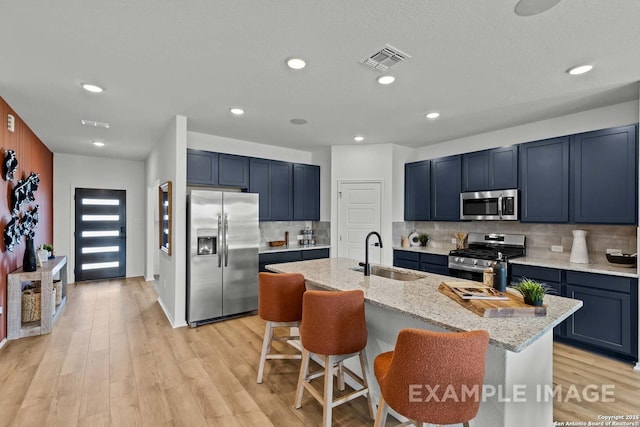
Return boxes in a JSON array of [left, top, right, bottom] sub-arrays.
[[473, 259, 478, 265]]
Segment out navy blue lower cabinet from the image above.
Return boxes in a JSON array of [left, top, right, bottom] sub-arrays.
[[393, 250, 419, 270], [563, 271, 638, 359], [519, 137, 570, 223], [302, 248, 330, 260], [419, 253, 449, 276], [431, 155, 461, 221], [259, 250, 302, 273]]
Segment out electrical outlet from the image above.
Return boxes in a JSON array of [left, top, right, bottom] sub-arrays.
[[451, 238, 457, 244], [551, 245, 563, 252]]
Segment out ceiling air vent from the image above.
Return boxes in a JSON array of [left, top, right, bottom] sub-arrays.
[[361, 44, 411, 72]]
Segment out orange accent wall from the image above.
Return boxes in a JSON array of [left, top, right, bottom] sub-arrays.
[[0, 96, 53, 341]]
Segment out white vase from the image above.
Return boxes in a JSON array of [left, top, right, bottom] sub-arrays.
[[569, 230, 589, 264]]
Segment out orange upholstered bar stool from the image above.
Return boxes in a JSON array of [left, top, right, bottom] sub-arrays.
[[295, 289, 375, 427], [373, 328, 490, 427], [256, 272, 306, 384]]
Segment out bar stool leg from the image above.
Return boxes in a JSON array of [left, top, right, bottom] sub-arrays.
[[336, 361, 345, 391], [295, 348, 311, 409], [322, 355, 334, 427], [358, 349, 376, 418], [373, 396, 388, 427], [257, 321, 274, 383]]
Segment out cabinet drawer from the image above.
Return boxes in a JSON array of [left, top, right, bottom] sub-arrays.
[[393, 250, 419, 262], [510, 264, 562, 283], [394, 259, 419, 270], [420, 263, 449, 276], [302, 248, 329, 260], [565, 271, 632, 293], [259, 251, 302, 265], [420, 253, 448, 266]]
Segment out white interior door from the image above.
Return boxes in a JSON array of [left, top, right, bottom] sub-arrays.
[[337, 181, 382, 264]]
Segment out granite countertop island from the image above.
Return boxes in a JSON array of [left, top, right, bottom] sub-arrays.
[[268, 257, 583, 427]]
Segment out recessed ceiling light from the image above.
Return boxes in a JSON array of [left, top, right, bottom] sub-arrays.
[[229, 108, 245, 115], [354, 136, 364, 142], [81, 82, 104, 93], [290, 118, 308, 125], [81, 119, 110, 128], [425, 112, 440, 119], [566, 64, 593, 75], [92, 141, 105, 147], [286, 58, 306, 70], [377, 75, 395, 85]]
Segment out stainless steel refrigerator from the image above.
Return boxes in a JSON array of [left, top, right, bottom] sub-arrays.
[[187, 189, 259, 327]]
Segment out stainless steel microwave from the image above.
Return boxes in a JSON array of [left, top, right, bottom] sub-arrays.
[[460, 189, 518, 221]]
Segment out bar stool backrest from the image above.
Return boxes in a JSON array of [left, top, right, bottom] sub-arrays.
[[258, 272, 306, 322]]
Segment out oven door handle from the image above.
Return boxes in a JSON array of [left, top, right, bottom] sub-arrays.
[[497, 196, 503, 219]]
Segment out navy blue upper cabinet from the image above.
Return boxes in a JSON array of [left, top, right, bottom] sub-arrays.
[[249, 159, 293, 221], [462, 146, 518, 191], [431, 155, 461, 221], [519, 137, 570, 223], [571, 124, 637, 224], [187, 149, 218, 185], [293, 164, 320, 221], [219, 154, 249, 188], [404, 161, 431, 221], [271, 161, 294, 220], [249, 158, 271, 220]]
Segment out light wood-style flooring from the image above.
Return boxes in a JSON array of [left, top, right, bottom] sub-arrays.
[[0, 277, 638, 426]]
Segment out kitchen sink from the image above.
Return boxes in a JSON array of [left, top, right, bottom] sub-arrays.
[[351, 265, 422, 281]]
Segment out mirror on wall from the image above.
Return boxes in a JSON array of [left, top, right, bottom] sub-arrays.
[[159, 181, 172, 255]]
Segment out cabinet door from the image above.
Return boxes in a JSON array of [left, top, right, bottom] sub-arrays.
[[270, 161, 293, 221], [219, 154, 249, 188], [431, 155, 461, 221], [404, 161, 431, 220], [571, 124, 637, 224], [490, 145, 518, 190], [565, 284, 632, 356], [187, 149, 218, 185], [249, 158, 271, 220], [462, 151, 489, 192], [393, 250, 419, 270], [519, 137, 569, 223], [302, 248, 330, 260], [293, 164, 320, 221]]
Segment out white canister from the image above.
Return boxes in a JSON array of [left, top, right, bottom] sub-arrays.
[[569, 230, 589, 264]]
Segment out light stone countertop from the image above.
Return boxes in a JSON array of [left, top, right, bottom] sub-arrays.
[[267, 257, 582, 353], [259, 244, 330, 254], [510, 254, 638, 278]]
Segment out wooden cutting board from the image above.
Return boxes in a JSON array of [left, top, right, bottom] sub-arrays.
[[438, 283, 547, 318]]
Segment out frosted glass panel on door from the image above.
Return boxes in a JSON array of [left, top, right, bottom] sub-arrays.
[[82, 198, 120, 205]]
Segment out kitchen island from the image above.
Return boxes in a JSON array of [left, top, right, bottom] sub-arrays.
[[268, 257, 583, 427]]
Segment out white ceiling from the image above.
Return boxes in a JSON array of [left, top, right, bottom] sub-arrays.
[[1, 1, 639, 161]]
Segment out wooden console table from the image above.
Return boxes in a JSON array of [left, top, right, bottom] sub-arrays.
[[7, 256, 68, 340]]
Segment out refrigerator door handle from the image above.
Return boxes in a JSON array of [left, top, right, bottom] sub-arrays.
[[224, 214, 229, 267], [217, 214, 222, 267]]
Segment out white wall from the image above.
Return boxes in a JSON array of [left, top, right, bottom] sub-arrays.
[[331, 144, 396, 265], [415, 100, 639, 160], [188, 131, 312, 163], [145, 116, 188, 327], [53, 153, 145, 283]]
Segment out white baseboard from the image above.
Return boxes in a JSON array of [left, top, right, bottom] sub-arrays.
[[0, 338, 7, 350], [634, 362, 640, 371], [144, 275, 155, 282], [156, 297, 187, 328]]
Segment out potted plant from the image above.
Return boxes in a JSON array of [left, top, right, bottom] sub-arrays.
[[39, 243, 54, 258], [418, 233, 430, 247], [513, 278, 547, 306]]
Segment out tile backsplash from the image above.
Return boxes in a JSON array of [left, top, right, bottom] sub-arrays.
[[259, 221, 330, 246], [393, 221, 637, 261]]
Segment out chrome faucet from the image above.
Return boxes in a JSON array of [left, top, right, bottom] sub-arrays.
[[364, 231, 383, 276]]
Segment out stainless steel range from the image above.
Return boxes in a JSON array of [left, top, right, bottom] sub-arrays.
[[448, 232, 526, 281]]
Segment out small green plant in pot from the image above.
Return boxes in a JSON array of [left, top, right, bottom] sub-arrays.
[[418, 233, 430, 247], [513, 278, 547, 306]]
